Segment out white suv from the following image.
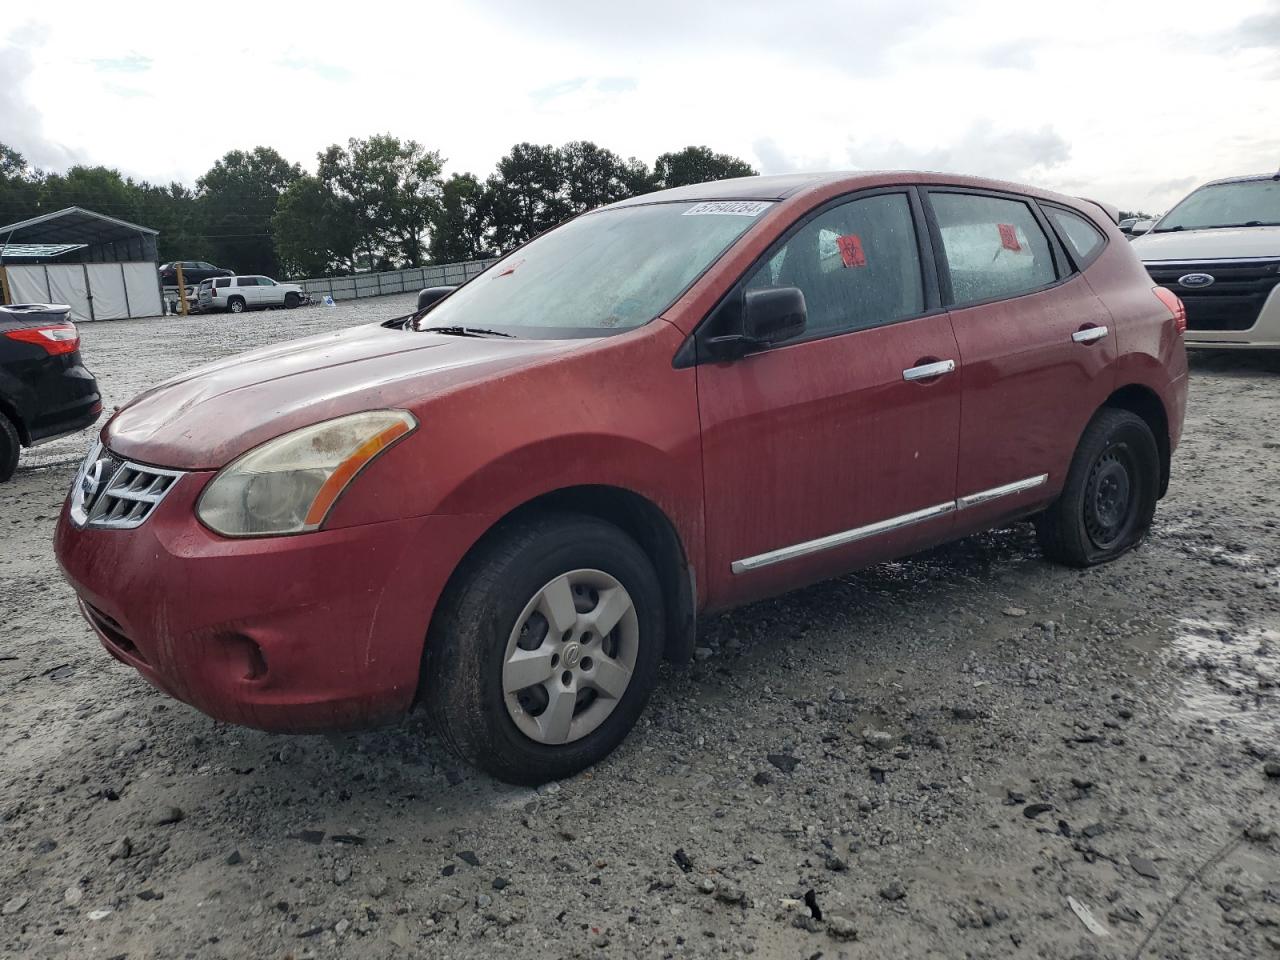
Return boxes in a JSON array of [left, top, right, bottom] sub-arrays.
[[198, 275, 307, 314], [1131, 173, 1280, 350]]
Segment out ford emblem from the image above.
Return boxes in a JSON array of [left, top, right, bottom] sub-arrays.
[[1177, 273, 1215, 289]]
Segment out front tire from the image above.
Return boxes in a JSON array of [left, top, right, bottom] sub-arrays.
[[284, 292, 300, 309], [424, 513, 665, 785], [1035, 408, 1160, 567], [0, 413, 19, 483]]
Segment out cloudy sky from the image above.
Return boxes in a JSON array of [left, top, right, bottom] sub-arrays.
[[2, 0, 1278, 212]]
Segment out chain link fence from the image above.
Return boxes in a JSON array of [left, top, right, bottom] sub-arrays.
[[291, 259, 497, 303]]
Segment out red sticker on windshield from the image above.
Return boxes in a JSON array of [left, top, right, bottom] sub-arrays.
[[837, 234, 866, 268], [997, 223, 1022, 251]]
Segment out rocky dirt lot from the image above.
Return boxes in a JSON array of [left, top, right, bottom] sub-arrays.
[[1, 295, 1278, 960]]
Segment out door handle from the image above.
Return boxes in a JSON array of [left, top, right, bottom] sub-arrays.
[[902, 359, 956, 382], [1072, 325, 1109, 344]]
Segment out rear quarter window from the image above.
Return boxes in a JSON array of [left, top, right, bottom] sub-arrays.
[[214, 278, 230, 289], [1046, 207, 1106, 266]]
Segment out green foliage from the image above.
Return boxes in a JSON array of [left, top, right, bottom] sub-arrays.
[[0, 145, 43, 227], [197, 147, 301, 275], [429, 173, 494, 263], [273, 175, 360, 277], [652, 146, 757, 189], [317, 135, 444, 268]]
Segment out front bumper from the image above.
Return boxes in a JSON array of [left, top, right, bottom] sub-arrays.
[[54, 469, 487, 733]]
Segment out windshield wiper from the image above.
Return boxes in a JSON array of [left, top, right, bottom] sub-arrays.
[[419, 325, 516, 339], [1155, 221, 1278, 233]]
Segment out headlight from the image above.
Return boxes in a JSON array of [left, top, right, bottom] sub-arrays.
[[196, 410, 416, 537]]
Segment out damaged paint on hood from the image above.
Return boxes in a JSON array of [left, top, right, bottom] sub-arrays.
[[103, 322, 584, 469]]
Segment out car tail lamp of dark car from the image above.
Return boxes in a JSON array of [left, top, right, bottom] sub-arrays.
[[5, 322, 80, 356], [1153, 287, 1188, 334]]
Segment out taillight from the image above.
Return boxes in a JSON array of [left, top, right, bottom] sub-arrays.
[[4, 322, 80, 356], [1153, 286, 1187, 334]]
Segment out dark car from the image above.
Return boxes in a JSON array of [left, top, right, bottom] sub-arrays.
[[55, 172, 1187, 784], [159, 261, 233, 286], [0, 304, 101, 482]]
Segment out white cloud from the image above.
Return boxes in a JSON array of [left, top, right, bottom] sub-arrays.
[[1, 0, 1277, 211]]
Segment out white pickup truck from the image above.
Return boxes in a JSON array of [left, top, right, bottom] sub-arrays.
[[1131, 173, 1280, 350], [197, 275, 307, 314]]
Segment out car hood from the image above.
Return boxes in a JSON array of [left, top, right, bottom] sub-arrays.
[[104, 322, 583, 469], [1131, 225, 1280, 262]]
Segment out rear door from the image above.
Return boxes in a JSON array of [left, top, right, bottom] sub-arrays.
[[235, 276, 261, 306], [923, 189, 1117, 531], [696, 188, 963, 608]]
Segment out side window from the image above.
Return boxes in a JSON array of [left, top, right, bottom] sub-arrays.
[[930, 193, 1057, 306], [259, 277, 275, 286], [236, 277, 256, 287], [1046, 207, 1105, 265], [744, 192, 924, 338]]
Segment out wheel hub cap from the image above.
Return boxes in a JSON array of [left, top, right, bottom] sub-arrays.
[[501, 569, 639, 745]]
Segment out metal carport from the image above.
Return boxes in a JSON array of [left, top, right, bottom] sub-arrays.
[[0, 207, 163, 321]]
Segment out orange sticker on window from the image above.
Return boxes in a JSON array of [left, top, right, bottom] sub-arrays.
[[997, 223, 1022, 251], [837, 234, 866, 268]]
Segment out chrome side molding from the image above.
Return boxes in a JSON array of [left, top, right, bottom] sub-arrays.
[[730, 474, 1049, 574], [730, 501, 955, 574], [956, 473, 1048, 509]]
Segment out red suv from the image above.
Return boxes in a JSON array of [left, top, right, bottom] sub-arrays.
[[55, 173, 1188, 784]]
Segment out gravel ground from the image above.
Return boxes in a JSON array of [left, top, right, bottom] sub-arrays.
[[1, 295, 1278, 959]]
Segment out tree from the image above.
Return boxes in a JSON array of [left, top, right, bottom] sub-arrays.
[[652, 146, 757, 189], [560, 141, 650, 213], [197, 147, 301, 275], [317, 135, 444, 268], [483, 141, 655, 253], [484, 143, 571, 251], [38, 165, 141, 221], [428, 173, 494, 263], [273, 175, 360, 276], [0, 143, 42, 226]]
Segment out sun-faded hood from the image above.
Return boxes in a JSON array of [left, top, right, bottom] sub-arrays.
[[104, 322, 582, 469]]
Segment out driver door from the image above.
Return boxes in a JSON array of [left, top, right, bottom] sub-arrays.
[[696, 188, 963, 608]]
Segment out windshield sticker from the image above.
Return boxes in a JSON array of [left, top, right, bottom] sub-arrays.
[[682, 201, 772, 217], [836, 234, 867, 268], [997, 223, 1023, 252]]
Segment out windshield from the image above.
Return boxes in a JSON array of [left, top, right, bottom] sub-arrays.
[[413, 200, 773, 336], [1155, 179, 1280, 232]]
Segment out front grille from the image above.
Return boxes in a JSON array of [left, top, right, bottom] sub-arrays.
[[70, 440, 185, 530], [1145, 259, 1280, 332]]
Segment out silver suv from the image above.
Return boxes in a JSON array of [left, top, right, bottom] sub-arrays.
[[197, 275, 307, 314]]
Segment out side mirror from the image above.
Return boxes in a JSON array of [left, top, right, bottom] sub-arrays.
[[1130, 220, 1154, 237], [743, 287, 807, 343], [417, 285, 456, 312], [706, 286, 807, 360]]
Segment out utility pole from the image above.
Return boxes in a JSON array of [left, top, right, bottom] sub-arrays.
[[176, 263, 189, 316]]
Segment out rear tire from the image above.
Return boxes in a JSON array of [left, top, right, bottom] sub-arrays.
[[1035, 408, 1160, 567], [0, 413, 18, 483], [227, 296, 246, 314], [423, 513, 665, 785]]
